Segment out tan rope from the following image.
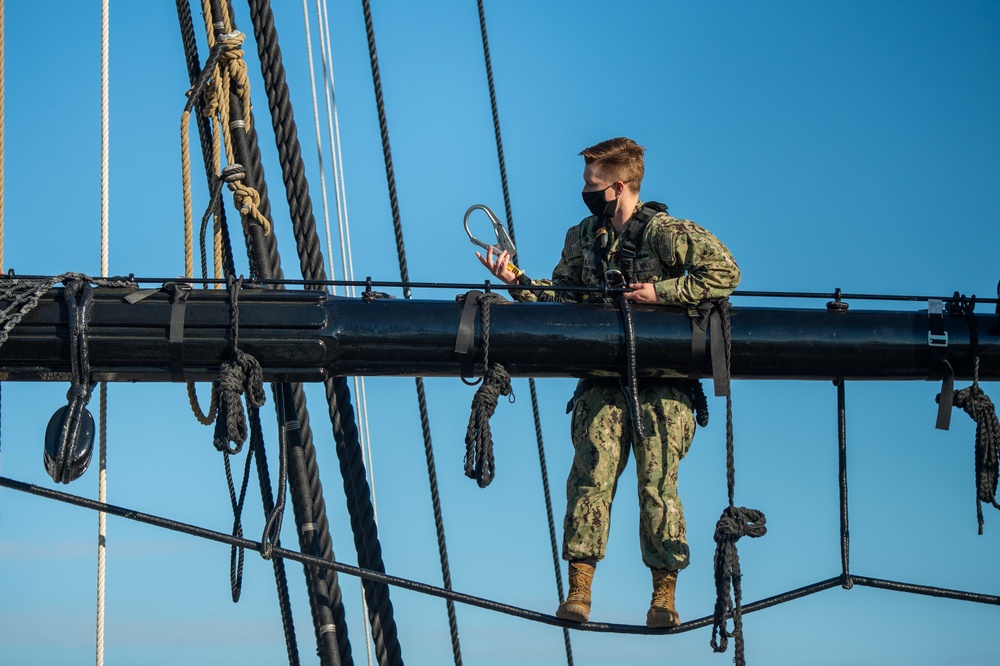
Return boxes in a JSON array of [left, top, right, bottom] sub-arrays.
[[181, 110, 194, 278], [187, 4, 269, 239], [1, 0, 5, 272]]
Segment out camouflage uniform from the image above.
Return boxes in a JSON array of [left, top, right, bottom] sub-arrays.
[[512, 202, 740, 570]]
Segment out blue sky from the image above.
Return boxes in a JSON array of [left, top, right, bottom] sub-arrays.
[[1, 1, 998, 665]]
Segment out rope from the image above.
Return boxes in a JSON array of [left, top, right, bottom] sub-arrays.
[[616, 294, 645, 440], [0, 0, 5, 274], [295, 8, 386, 652], [241, 2, 378, 663], [96, 2, 110, 662], [316, 0, 356, 299], [299, 0, 337, 290], [709, 299, 766, 666], [464, 363, 512, 488], [175, 4, 300, 663], [356, 0, 459, 660], [459, 292, 514, 488], [209, 276, 266, 601], [941, 295, 1000, 534]]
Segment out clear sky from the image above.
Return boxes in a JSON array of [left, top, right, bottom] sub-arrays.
[[1, 1, 998, 665]]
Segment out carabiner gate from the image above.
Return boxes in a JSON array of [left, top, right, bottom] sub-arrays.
[[464, 204, 516, 256]]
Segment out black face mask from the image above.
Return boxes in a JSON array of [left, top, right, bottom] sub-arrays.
[[582, 185, 618, 219]]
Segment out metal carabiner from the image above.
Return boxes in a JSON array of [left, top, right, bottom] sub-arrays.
[[464, 204, 517, 256]]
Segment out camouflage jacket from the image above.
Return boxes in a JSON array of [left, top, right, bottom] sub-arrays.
[[512, 202, 741, 305]]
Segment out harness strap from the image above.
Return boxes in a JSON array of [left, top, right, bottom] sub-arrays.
[[617, 201, 667, 285]]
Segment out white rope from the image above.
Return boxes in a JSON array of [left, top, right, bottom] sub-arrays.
[[0, 0, 5, 275], [317, 0, 357, 296], [303, 3, 378, 663], [96, 1, 109, 664], [299, 0, 338, 294]]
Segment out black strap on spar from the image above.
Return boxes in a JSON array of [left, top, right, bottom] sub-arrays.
[[689, 299, 731, 399], [928, 298, 955, 430]]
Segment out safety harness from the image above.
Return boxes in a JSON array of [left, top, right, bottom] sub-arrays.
[[593, 201, 669, 292]]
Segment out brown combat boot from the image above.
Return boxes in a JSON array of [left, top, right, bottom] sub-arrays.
[[646, 568, 680, 628], [555, 560, 596, 623]]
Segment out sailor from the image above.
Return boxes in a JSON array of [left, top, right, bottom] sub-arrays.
[[477, 137, 740, 627]]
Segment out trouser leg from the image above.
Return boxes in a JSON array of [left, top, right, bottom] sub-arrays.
[[562, 386, 629, 562], [632, 384, 696, 571]]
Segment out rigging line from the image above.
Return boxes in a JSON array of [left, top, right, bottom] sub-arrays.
[[96, 2, 110, 665], [314, 0, 382, 647], [314, 0, 377, 545], [317, 0, 356, 296], [360, 2, 463, 664], [0, 0, 5, 478], [0, 0, 5, 273], [300, 0, 338, 292], [305, 0, 380, 537], [18, 474, 996, 636], [474, 2, 571, 661], [301, 3, 378, 661], [242, 1, 395, 662]]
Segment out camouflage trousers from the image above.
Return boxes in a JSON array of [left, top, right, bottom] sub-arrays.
[[563, 381, 696, 571]]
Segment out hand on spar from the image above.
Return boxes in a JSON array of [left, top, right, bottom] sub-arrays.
[[476, 246, 517, 285], [624, 282, 658, 304]]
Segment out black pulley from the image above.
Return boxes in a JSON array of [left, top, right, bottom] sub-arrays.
[[43, 400, 96, 484]]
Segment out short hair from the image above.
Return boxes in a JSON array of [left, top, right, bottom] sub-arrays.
[[579, 137, 645, 193]]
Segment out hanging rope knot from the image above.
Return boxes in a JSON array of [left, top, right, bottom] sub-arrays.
[[212, 349, 265, 455], [711, 505, 767, 665], [221, 164, 271, 236], [463, 362, 513, 488], [950, 384, 1000, 534], [714, 505, 767, 543]]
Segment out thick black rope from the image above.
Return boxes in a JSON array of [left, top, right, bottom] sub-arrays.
[[195, 3, 353, 663], [474, 1, 571, 656], [246, 0, 413, 661], [710, 299, 766, 666], [357, 0, 462, 661], [10, 473, 1000, 639], [210, 276, 268, 601], [942, 295, 1000, 534], [616, 294, 646, 440], [244, 1, 415, 662], [464, 363, 513, 488], [174, 4, 296, 643], [462, 292, 514, 488]]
